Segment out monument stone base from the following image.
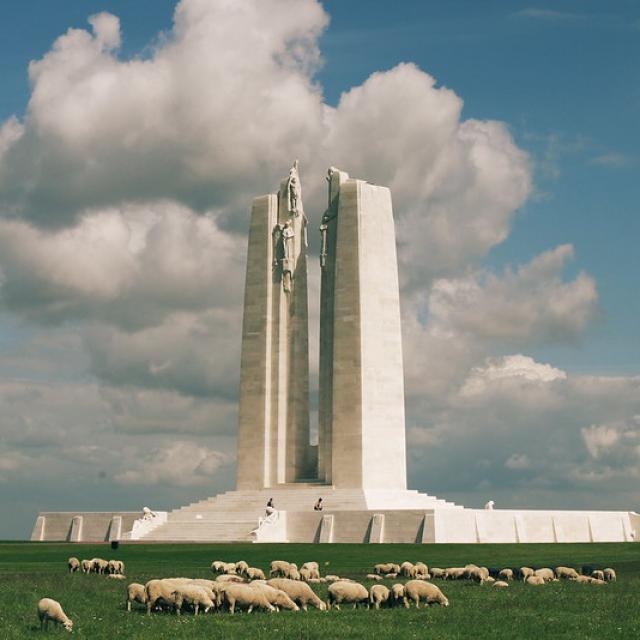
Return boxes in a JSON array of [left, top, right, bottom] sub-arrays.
[[31, 488, 639, 544]]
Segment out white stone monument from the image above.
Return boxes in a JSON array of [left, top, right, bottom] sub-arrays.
[[32, 163, 640, 543]]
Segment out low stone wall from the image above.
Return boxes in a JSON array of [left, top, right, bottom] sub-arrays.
[[31, 512, 141, 542]]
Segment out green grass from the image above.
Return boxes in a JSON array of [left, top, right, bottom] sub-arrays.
[[1, 542, 639, 638]]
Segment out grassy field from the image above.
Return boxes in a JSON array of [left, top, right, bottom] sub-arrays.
[[1, 541, 639, 638]]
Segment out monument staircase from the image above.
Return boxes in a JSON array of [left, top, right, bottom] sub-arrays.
[[138, 485, 462, 542]]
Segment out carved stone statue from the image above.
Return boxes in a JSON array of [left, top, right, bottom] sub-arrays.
[[287, 160, 303, 217]]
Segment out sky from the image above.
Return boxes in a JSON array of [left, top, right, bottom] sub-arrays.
[[0, 0, 638, 538]]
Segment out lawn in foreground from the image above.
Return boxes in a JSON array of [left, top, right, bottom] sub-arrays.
[[0, 542, 638, 639]]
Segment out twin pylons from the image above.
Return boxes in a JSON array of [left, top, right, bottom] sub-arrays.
[[236, 163, 407, 491]]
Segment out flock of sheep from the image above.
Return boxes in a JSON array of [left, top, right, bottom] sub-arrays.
[[36, 555, 618, 632]]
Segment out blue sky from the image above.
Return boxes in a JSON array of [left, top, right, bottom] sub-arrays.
[[0, 1, 638, 537]]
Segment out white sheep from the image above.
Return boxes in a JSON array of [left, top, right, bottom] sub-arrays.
[[270, 560, 292, 578], [110, 560, 125, 575], [526, 576, 545, 586], [534, 568, 555, 582], [591, 570, 605, 581], [369, 584, 390, 609], [67, 557, 80, 574], [267, 578, 327, 611], [249, 583, 299, 611], [498, 568, 513, 581], [235, 560, 249, 576], [216, 574, 244, 583], [222, 562, 237, 575], [415, 562, 429, 576], [210, 561, 225, 573], [374, 563, 400, 575], [107, 574, 126, 580], [520, 567, 534, 581], [493, 580, 509, 588], [246, 567, 266, 581], [444, 567, 465, 580], [468, 567, 489, 584], [555, 566, 579, 580], [327, 581, 369, 610], [221, 583, 276, 614], [81, 559, 93, 574], [384, 573, 398, 579], [604, 568, 616, 582], [172, 585, 214, 615], [324, 575, 342, 582], [430, 568, 445, 579], [366, 574, 382, 581], [37, 598, 73, 632], [145, 578, 190, 614], [301, 562, 320, 579], [126, 583, 147, 612], [404, 580, 449, 608], [400, 561, 417, 578], [390, 583, 408, 608]]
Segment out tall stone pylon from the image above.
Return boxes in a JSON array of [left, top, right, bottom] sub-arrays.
[[236, 161, 313, 489], [318, 169, 407, 490]]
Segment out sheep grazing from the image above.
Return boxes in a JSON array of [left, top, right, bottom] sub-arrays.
[[249, 583, 299, 611], [109, 560, 125, 575], [108, 574, 126, 580], [520, 567, 534, 581], [246, 567, 266, 581], [37, 598, 73, 633], [216, 574, 244, 583], [415, 562, 429, 575], [327, 581, 369, 610], [235, 561, 249, 576], [526, 576, 545, 586], [604, 568, 617, 582], [493, 581, 509, 588], [67, 557, 80, 574], [221, 583, 276, 614], [444, 567, 465, 580], [498, 568, 513, 581], [591, 570, 605, 581], [93, 558, 109, 574], [324, 575, 342, 583], [145, 578, 190, 614], [270, 560, 292, 578], [172, 585, 215, 615], [126, 583, 147, 612], [390, 583, 408, 608], [374, 563, 400, 575], [210, 560, 225, 573], [366, 574, 382, 581], [533, 568, 555, 582], [404, 580, 449, 608], [430, 568, 445, 579], [468, 567, 490, 584], [384, 572, 398, 579], [222, 562, 237, 575], [400, 561, 417, 578], [555, 566, 579, 580], [267, 578, 327, 611], [81, 559, 93, 574], [301, 562, 320, 580], [369, 584, 391, 610]]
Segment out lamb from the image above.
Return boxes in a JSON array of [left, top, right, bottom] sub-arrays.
[[37, 598, 73, 632], [366, 574, 382, 581], [221, 583, 277, 614], [369, 584, 390, 609], [126, 583, 147, 612], [67, 557, 80, 574], [604, 568, 617, 582], [526, 576, 545, 586], [267, 578, 327, 611], [374, 563, 400, 575], [327, 581, 369, 610], [533, 568, 555, 582], [498, 568, 513, 581], [520, 567, 534, 581], [172, 585, 215, 615], [390, 583, 408, 608], [400, 561, 417, 578], [249, 583, 299, 611], [246, 567, 266, 581], [404, 580, 449, 608], [591, 570, 605, 581], [555, 566, 579, 580], [81, 559, 93, 574], [493, 581, 509, 588]]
